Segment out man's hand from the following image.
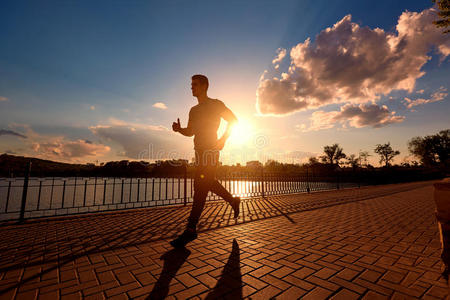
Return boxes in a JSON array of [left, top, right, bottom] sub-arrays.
[[215, 137, 226, 150], [215, 121, 236, 150], [172, 118, 181, 132]]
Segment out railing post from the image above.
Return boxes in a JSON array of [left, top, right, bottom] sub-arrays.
[[137, 179, 140, 202], [61, 179, 66, 208], [152, 178, 155, 201], [306, 167, 310, 193], [49, 177, 55, 208], [37, 180, 42, 210], [103, 178, 107, 204], [93, 177, 97, 205], [358, 169, 361, 188], [145, 177, 148, 201], [19, 161, 32, 223], [121, 179, 124, 203], [261, 167, 265, 198], [184, 163, 187, 206], [5, 180, 12, 213], [72, 177, 77, 207], [83, 179, 87, 207], [165, 178, 168, 200], [112, 178, 116, 203], [336, 170, 340, 190], [129, 178, 133, 203]]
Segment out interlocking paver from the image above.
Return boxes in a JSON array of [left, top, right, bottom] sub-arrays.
[[0, 181, 449, 299], [303, 286, 334, 299], [330, 288, 360, 300]]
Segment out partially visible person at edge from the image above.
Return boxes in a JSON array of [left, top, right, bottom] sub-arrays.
[[170, 74, 240, 248]]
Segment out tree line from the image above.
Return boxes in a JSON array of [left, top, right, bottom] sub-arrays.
[[306, 129, 449, 170], [0, 129, 448, 177]]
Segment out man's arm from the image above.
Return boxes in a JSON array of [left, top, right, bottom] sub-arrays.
[[216, 104, 238, 150], [178, 126, 194, 137], [172, 111, 194, 137]]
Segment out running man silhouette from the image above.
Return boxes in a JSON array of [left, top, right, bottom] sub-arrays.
[[170, 74, 241, 248]]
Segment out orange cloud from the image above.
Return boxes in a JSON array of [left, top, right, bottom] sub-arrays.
[[153, 102, 168, 110], [257, 7, 449, 116], [301, 104, 404, 131], [404, 87, 448, 109]]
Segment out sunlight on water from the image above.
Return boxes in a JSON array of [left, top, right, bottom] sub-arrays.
[[0, 177, 356, 220]]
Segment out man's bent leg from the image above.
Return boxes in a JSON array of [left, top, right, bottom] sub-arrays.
[[186, 165, 213, 230], [186, 184, 209, 230], [210, 180, 234, 204], [210, 179, 240, 218], [170, 166, 210, 248]]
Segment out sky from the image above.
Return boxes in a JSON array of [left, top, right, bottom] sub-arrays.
[[0, 0, 449, 166]]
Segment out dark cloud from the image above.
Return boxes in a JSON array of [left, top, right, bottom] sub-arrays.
[[257, 8, 449, 116], [89, 121, 191, 161], [4, 149, 17, 154], [0, 129, 27, 138], [403, 87, 448, 109], [32, 139, 110, 159], [303, 103, 404, 131]]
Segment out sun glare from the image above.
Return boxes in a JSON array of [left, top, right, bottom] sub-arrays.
[[228, 118, 253, 146]]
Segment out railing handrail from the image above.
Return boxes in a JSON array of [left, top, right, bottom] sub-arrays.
[[0, 166, 443, 222]]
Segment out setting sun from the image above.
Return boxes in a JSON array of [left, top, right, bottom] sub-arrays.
[[230, 118, 254, 146]]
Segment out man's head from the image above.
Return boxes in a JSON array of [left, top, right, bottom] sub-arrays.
[[191, 74, 209, 97]]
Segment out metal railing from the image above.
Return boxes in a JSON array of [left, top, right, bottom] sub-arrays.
[[0, 163, 364, 222]]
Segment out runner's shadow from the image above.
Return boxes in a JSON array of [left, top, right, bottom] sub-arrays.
[[147, 248, 191, 300], [205, 239, 242, 299]]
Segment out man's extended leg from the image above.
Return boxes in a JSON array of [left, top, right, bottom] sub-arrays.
[[210, 180, 233, 203], [210, 180, 241, 218], [170, 166, 211, 248], [186, 176, 210, 230]]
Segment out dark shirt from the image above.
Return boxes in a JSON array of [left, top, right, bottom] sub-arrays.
[[187, 98, 236, 150]]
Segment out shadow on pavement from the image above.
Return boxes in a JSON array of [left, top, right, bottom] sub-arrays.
[[0, 182, 428, 296], [147, 247, 191, 300], [205, 239, 242, 299]]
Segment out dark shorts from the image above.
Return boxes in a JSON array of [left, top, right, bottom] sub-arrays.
[[194, 149, 220, 181]]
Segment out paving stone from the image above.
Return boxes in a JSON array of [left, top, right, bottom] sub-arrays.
[[0, 182, 446, 300], [330, 288, 360, 300]]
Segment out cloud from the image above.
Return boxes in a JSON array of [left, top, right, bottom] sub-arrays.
[[153, 102, 168, 110], [3, 149, 17, 154], [5, 123, 110, 162], [272, 48, 287, 69], [284, 150, 318, 163], [0, 96, 8, 101], [2, 120, 193, 163], [257, 7, 449, 116], [404, 86, 448, 109], [32, 139, 110, 159], [301, 103, 405, 131], [0, 129, 27, 138], [89, 118, 191, 161]]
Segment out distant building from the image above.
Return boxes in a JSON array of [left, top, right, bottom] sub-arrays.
[[246, 161, 263, 168]]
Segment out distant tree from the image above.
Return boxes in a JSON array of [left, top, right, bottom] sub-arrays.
[[308, 156, 319, 165], [246, 160, 263, 169], [432, 0, 450, 33], [345, 154, 359, 169], [408, 129, 450, 166], [358, 151, 371, 167], [374, 143, 400, 167], [320, 143, 346, 166]]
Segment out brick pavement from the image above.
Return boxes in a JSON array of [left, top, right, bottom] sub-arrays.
[[0, 181, 449, 299]]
